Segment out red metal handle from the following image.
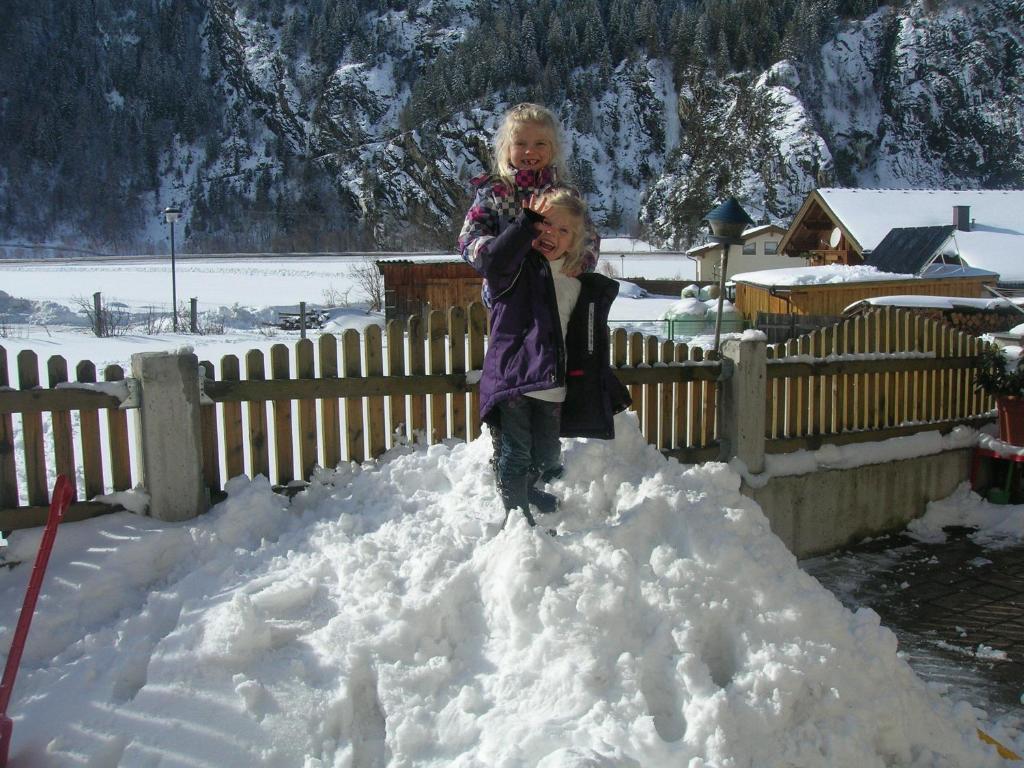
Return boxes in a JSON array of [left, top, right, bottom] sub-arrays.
[[0, 475, 73, 717]]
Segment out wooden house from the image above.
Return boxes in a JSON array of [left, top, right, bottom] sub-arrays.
[[779, 188, 1024, 286], [591, 236, 692, 280], [377, 256, 483, 320]]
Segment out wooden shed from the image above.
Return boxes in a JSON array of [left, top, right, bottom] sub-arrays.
[[734, 271, 997, 322], [378, 257, 484, 320]]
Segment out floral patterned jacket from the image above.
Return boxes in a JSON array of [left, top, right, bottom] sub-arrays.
[[457, 166, 600, 305]]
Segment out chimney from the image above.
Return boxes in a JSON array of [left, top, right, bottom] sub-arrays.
[[953, 205, 971, 232]]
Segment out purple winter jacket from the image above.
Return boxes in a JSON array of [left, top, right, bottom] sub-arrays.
[[475, 209, 564, 423], [474, 210, 632, 435]]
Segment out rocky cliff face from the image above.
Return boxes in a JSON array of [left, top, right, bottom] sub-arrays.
[[643, 0, 1024, 245], [810, 0, 1023, 189], [1, 0, 1021, 253]]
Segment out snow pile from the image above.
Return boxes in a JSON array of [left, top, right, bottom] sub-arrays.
[[732, 264, 916, 287], [615, 280, 649, 299], [909, 483, 1024, 547], [662, 297, 708, 318], [0, 290, 82, 326], [320, 307, 386, 335], [704, 298, 738, 315], [0, 415, 1006, 765]]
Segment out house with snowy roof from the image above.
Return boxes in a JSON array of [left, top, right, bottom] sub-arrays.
[[685, 224, 797, 282], [779, 188, 1024, 286]]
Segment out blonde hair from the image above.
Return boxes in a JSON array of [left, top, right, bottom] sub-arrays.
[[541, 189, 587, 276], [492, 103, 567, 188]]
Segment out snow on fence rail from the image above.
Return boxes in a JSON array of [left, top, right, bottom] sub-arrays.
[[0, 302, 722, 529]]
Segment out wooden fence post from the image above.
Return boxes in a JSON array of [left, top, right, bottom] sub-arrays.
[[190, 298, 198, 333], [131, 351, 208, 521], [92, 292, 103, 337]]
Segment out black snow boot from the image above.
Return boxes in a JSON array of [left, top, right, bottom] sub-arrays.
[[527, 486, 559, 514], [526, 469, 561, 514], [498, 475, 536, 528]]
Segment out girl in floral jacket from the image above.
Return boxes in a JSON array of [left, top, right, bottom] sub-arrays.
[[458, 102, 599, 304]]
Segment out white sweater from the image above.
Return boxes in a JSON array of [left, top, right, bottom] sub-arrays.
[[527, 257, 581, 403]]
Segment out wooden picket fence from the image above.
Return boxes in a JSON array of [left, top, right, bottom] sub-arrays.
[[0, 305, 1000, 527], [764, 306, 994, 451], [0, 303, 722, 526], [195, 304, 723, 494], [0, 350, 132, 525]]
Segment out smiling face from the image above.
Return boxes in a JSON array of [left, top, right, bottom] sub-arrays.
[[533, 205, 581, 262], [509, 122, 554, 171]]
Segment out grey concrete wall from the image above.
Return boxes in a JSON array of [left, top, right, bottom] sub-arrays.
[[744, 448, 972, 558], [131, 351, 209, 522], [720, 338, 766, 473]]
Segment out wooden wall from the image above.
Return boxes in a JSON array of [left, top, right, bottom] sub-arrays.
[[735, 276, 995, 321], [379, 261, 482, 319]]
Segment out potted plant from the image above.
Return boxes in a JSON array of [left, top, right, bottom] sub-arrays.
[[975, 344, 1024, 445]]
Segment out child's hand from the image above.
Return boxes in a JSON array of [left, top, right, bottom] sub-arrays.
[[524, 194, 551, 234]]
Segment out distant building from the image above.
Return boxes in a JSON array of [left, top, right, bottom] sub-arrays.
[[732, 263, 998, 338], [599, 237, 692, 280], [779, 188, 1024, 286], [377, 255, 481, 320], [686, 224, 797, 282]]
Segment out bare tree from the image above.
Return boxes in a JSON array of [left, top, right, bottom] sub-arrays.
[[346, 257, 385, 312], [321, 283, 353, 308], [73, 294, 130, 337]]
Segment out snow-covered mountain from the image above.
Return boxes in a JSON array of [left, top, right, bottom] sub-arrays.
[[0, 0, 1020, 253]]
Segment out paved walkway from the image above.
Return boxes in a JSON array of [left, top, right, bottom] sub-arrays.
[[803, 530, 1024, 721]]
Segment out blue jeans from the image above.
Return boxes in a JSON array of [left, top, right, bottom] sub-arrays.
[[495, 396, 563, 523]]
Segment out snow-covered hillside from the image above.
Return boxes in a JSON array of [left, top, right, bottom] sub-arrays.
[[0, 0, 1020, 253]]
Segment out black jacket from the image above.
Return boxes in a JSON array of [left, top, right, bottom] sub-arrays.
[[560, 272, 632, 439]]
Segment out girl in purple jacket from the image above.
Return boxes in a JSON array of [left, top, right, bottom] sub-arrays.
[[475, 189, 587, 527]]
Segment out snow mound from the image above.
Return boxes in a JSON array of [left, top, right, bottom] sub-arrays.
[[909, 482, 1024, 547], [0, 415, 1002, 765], [662, 297, 708, 318], [615, 280, 649, 299]]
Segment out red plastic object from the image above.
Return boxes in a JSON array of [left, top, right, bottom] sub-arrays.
[[996, 395, 1024, 446], [0, 475, 73, 767]]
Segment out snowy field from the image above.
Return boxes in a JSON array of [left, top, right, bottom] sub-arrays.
[[0, 254, 709, 385], [0, 256, 1022, 765]]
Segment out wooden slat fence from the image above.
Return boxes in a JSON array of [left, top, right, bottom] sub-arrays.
[[765, 306, 994, 452], [5, 305, 995, 530], [0, 303, 722, 527], [197, 304, 722, 495], [0, 347, 134, 528]]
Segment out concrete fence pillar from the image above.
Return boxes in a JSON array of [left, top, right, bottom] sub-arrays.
[[720, 337, 767, 474], [131, 351, 209, 521]]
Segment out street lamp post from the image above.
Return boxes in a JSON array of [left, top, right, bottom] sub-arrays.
[[703, 197, 754, 354], [163, 206, 181, 332]]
